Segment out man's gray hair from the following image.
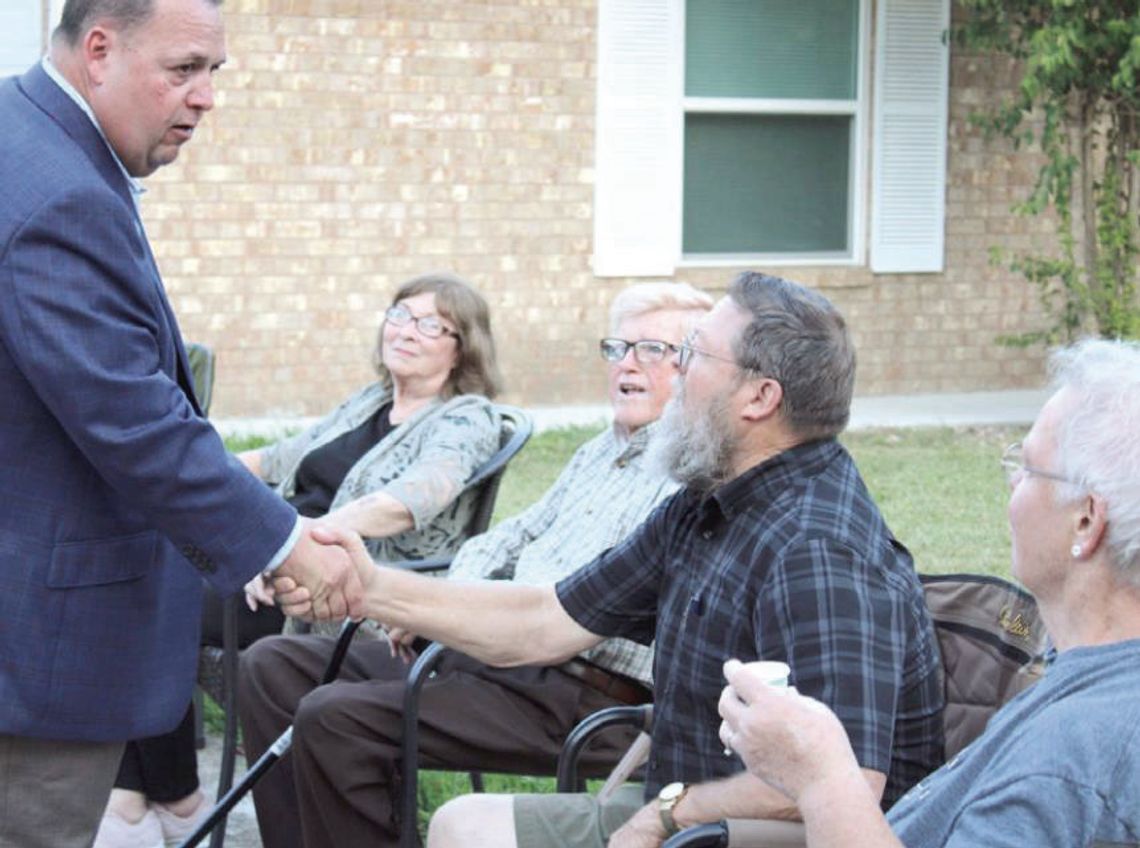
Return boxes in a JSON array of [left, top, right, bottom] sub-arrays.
[[55, 0, 221, 45], [727, 271, 855, 440], [609, 281, 713, 333], [1049, 339, 1140, 582]]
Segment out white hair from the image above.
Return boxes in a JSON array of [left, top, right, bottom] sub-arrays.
[[609, 281, 713, 333], [1049, 339, 1140, 583]]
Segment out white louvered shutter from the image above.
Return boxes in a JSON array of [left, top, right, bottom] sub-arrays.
[[870, 0, 950, 273], [592, 0, 683, 277]]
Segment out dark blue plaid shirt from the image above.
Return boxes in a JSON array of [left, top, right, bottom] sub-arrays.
[[556, 438, 945, 807]]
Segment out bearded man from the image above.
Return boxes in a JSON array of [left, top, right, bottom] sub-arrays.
[[296, 271, 945, 848]]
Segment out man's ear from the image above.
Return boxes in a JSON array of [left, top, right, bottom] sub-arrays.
[[1072, 492, 1109, 561], [740, 376, 782, 423], [82, 26, 114, 85]]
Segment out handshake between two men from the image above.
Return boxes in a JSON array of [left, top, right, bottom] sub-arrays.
[[270, 519, 376, 622]]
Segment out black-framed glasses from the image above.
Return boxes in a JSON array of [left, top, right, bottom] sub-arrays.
[[676, 332, 739, 374], [385, 303, 458, 340], [599, 338, 678, 365], [1000, 442, 1076, 487]]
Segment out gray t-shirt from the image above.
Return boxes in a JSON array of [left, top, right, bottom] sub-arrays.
[[888, 638, 1140, 847]]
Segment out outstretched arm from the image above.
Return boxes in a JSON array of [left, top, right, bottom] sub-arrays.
[[281, 525, 604, 667], [320, 490, 414, 538]]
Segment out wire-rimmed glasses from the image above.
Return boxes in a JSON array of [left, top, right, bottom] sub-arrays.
[[676, 332, 739, 374], [1000, 442, 1075, 487]]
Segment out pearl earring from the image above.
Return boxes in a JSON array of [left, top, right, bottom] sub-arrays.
[[1071, 544, 1082, 558]]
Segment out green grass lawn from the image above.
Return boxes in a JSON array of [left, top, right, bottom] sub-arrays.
[[490, 423, 1019, 578], [216, 422, 1025, 827]]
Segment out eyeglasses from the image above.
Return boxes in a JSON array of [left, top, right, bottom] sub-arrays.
[[599, 338, 678, 365], [385, 304, 458, 340], [1000, 442, 1075, 487], [676, 332, 739, 374]]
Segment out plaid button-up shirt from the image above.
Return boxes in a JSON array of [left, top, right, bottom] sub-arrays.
[[557, 438, 945, 806]]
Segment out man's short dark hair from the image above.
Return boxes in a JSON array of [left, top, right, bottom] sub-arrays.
[[55, 0, 222, 45], [728, 271, 856, 440]]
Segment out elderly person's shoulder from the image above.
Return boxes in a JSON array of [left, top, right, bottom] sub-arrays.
[[436, 392, 497, 424], [428, 393, 502, 447]]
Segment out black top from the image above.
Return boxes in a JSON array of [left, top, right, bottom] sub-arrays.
[[288, 403, 394, 518]]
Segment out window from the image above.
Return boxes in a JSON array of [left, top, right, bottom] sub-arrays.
[[682, 0, 863, 258], [593, 0, 949, 277]]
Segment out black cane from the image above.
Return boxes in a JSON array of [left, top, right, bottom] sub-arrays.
[[177, 617, 364, 848]]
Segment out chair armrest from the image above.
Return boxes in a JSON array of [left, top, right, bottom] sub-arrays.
[[399, 641, 451, 848], [662, 818, 807, 848], [556, 703, 653, 792], [662, 822, 729, 848]]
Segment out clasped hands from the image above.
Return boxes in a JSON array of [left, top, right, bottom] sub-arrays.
[[246, 519, 378, 622]]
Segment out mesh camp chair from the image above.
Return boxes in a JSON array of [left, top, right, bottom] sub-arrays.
[[396, 639, 647, 848], [554, 572, 1050, 848], [183, 341, 217, 750], [191, 404, 533, 848], [186, 343, 217, 415]]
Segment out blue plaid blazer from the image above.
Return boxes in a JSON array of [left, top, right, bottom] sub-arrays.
[[0, 64, 296, 742]]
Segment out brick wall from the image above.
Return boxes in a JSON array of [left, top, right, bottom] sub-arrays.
[[143, 0, 1054, 417]]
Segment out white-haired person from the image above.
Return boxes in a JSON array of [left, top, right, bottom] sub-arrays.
[[718, 338, 1140, 848], [237, 282, 713, 848]]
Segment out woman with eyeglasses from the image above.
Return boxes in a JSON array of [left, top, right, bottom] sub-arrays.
[[95, 272, 503, 848]]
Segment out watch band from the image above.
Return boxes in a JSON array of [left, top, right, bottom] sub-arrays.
[[657, 782, 690, 836]]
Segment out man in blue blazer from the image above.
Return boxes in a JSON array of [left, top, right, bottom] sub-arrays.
[[0, 0, 363, 844]]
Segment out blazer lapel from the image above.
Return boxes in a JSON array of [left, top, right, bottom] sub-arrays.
[[19, 64, 135, 212], [18, 63, 203, 417]]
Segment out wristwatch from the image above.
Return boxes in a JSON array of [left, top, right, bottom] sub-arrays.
[[657, 781, 690, 836]]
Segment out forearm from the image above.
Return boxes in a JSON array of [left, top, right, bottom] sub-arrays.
[[360, 569, 600, 666], [796, 769, 901, 848], [677, 768, 885, 829], [322, 491, 415, 538], [676, 772, 798, 828], [611, 774, 803, 848], [238, 449, 263, 479]]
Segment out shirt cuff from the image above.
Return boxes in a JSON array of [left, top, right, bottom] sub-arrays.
[[263, 515, 304, 574]]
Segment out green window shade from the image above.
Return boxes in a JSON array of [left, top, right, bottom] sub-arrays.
[[683, 114, 850, 253], [686, 0, 858, 99]]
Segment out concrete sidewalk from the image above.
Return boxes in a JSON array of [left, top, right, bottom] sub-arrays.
[[216, 388, 1050, 440], [517, 389, 1049, 432], [196, 732, 261, 848]]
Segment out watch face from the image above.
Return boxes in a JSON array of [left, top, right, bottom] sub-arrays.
[[659, 781, 686, 802]]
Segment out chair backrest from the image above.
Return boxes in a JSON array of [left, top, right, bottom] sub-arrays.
[[920, 573, 1049, 760], [186, 342, 217, 415], [458, 403, 533, 539]]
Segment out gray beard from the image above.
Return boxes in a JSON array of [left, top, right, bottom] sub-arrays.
[[651, 387, 736, 494]]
